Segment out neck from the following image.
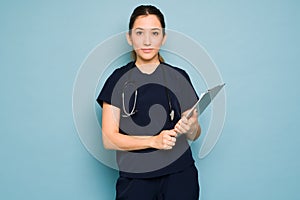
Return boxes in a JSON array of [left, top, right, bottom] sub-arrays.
[[135, 56, 160, 74], [135, 60, 160, 74]]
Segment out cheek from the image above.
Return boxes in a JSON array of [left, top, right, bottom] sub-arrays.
[[131, 40, 142, 50], [131, 36, 164, 49], [152, 39, 164, 48]]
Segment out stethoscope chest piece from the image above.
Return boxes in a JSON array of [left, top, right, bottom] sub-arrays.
[[170, 109, 174, 121]]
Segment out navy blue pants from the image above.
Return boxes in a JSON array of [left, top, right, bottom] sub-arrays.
[[116, 165, 199, 200]]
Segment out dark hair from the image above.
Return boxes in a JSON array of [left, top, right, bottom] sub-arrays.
[[128, 5, 166, 62], [129, 5, 166, 33]]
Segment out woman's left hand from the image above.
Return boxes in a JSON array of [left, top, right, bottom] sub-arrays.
[[174, 109, 201, 140]]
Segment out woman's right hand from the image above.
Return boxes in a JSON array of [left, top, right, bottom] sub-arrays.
[[151, 130, 177, 150]]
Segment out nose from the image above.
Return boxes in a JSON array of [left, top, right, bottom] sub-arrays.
[[143, 32, 151, 46]]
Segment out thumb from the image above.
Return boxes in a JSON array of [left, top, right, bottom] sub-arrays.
[[168, 129, 178, 137]]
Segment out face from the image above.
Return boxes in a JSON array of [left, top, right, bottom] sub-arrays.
[[127, 14, 166, 65]]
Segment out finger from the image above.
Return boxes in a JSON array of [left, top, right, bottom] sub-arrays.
[[162, 139, 170, 147], [171, 136, 176, 143], [163, 135, 174, 143], [180, 121, 190, 132], [164, 135, 175, 142], [163, 143, 172, 150], [175, 124, 186, 134], [162, 136, 176, 149], [167, 130, 178, 137], [166, 140, 175, 147], [174, 124, 181, 134], [192, 109, 198, 116], [164, 133, 172, 139], [183, 117, 195, 127], [166, 146, 173, 150], [167, 135, 176, 144], [181, 116, 188, 124], [180, 118, 192, 128], [190, 110, 198, 122]]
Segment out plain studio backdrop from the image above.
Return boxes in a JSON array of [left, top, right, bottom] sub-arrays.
[[0, 1, 299, 200]]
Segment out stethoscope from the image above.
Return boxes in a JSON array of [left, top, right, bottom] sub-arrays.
[[121, 63, 175, 121]]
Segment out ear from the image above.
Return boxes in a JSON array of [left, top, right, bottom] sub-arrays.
[[126, 32, 132, 46], [162, 33, 167, 45]]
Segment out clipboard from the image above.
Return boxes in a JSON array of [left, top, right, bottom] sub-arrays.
[[185, 83, 225, 119]]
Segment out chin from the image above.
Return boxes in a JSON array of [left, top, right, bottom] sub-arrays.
[[137, 54, 159, 63]]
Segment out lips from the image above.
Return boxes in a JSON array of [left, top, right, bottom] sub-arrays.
[[141, 48, 153, 53]]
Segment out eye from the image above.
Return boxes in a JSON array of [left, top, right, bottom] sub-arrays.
[[136, 31, 143, 36], [152, 31, 160, 36]]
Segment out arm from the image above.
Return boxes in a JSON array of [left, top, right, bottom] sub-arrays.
[[174, 109, 201, 141], [102, 102, 177, 151]]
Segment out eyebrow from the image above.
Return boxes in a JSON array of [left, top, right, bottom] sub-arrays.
[[134, 27, 162, 31]]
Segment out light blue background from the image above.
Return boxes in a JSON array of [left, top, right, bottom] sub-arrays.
[[1, 0, 299, 199]]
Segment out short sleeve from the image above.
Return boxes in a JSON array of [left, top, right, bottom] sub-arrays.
[[176, 69, 199, 113], [96, 69, 122, 108]]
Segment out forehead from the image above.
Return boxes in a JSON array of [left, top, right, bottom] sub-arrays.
[[132, 14, 162, 29]]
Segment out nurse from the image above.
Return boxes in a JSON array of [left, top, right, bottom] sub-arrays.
[[97, 5, 201, 200]]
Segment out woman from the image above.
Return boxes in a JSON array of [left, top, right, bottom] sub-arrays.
[[97, 5, 201, 200]]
